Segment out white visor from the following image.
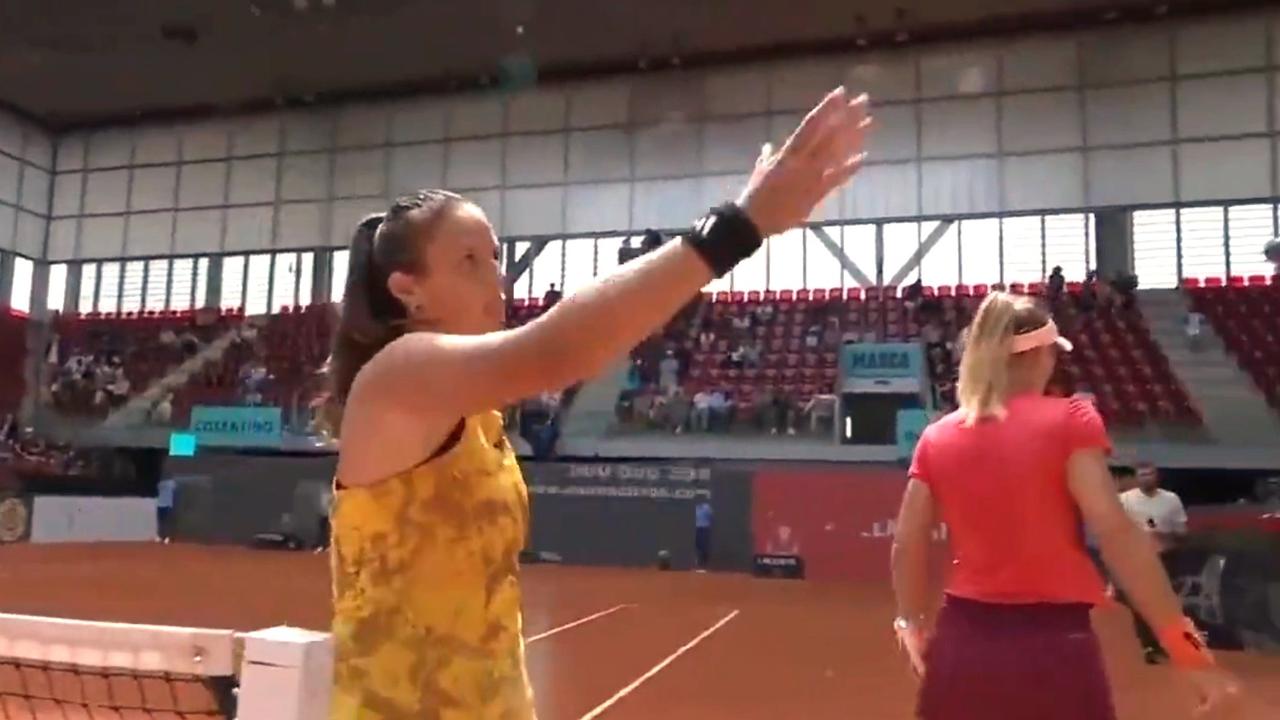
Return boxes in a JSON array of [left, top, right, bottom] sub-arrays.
[[1010, 319, 1073, 354]]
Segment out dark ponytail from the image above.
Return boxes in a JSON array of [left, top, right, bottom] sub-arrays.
[[320, 189, 465, 434]]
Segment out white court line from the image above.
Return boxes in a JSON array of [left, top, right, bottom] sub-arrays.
[[577, 609, 741, 720], [526, 604, 635, 644]]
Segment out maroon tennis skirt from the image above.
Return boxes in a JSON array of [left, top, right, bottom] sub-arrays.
[[917, 595, 1116, 720]]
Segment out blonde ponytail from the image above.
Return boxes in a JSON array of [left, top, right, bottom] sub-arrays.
[[956, 292, 1021, 424]]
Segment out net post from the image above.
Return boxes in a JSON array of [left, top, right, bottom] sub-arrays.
[[236, 626, 334, 720]]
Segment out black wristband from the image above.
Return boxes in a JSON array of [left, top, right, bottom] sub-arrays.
[[683, 203, 764, 278]]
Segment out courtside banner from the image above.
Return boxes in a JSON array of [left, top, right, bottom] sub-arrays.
[[752, 465, 948, 582], [524, 461, 713, 501], [189, 406, 283, 448], [522, 461, 754, 571]]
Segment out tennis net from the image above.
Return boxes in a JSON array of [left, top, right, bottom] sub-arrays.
[[0, 612, 330, 719]]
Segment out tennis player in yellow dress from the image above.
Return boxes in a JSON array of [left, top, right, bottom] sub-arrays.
[[323, 87, 872, 719]]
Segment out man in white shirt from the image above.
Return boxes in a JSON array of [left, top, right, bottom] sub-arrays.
[[1117, 462, 1188, 664]]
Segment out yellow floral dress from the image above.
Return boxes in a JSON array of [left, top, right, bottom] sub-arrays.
[[330, 411, 534, 720]]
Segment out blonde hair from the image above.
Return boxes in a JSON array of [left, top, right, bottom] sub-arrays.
[[956, 292, 1051, 425]]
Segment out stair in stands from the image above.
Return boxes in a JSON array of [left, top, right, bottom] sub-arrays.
[[1140, 288, 1280, 445]]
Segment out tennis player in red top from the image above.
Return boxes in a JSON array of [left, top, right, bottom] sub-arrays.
[[891, 292, 1240, 720]]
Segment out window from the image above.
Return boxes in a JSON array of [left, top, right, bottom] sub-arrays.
[[958, 218, 1001, 285], [768, 228, 805, 290], [881, 222, 920, 286], [78, 263, 98, 313], [593, 236, 624, 283], [145, 260, 169, 311], [843, 224, 877, 288], [298, 252, 314, 306], [244, 253, 273, 315], [530, 239, 563, 298], [919, 222, 960, 288], [221, 255, 246, 310], [1043, 213, 1091, 282], [730, 230, 768, 292], [804, 228, 844, 291], [1226, 203, 1275, 278], [329, 249, 349, 303], [272, 252, 299, 312], [561, 238, 595, 295], [120, 261, 145, 313], [1001, 216, 1043, 284], [170, 258, 195, 310], [8, 256, 32, 314], [508, 241, 532, 299], [195, 257, 210, 309], [1178, 206, 1226, 281], [1131, 209, 1178, 289], [46, 264, 67, 314], [98, 262, 121, 313]]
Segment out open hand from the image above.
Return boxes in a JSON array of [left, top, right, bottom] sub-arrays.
[[738, 87, 872, 237]]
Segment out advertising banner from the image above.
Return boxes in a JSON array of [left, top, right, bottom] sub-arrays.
[[895, 409, 932, 462], [29, 496, 157, 543], [189, 406, 283, 448], [841, 343, 923, 380], [752, 465, 947, 582]]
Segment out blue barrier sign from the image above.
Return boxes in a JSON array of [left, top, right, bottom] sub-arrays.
[[168, 432, 198, 457], [895, 408, 932, 461], [189, 406, 283, 448], [842, 342, 923, 379]]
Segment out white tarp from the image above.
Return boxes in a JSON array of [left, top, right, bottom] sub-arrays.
[[29, 496, 157, 543]]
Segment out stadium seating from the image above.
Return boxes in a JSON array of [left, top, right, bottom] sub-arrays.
[[615, 282, 1201, 432], [1183, 275, 1280, 412], [0, 309, 27, 418], [50, 309, 233, 419]]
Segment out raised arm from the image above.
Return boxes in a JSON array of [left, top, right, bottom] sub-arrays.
[[352, 88, 870, 422]]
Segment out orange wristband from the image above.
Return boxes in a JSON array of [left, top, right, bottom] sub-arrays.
[[1157, 617, 1215, 669]]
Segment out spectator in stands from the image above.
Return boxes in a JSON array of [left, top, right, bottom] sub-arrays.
[[922, 319, 944, 348], [179, 329, 201, 357], [1079, 270, 1099, 313], [617, 237, 637, 265], [640, 228, 664, 253], [150, 392, 174, 426], [1047, 266, 1066, 299], [159, 327, 178, 348], [707, 388, 732, 431], [1265, 237, 1280, 273], [1111, 272, 1138, 311], [742, 338, 763, 369], [691, 388, 714, 432], [1184, 309, 1206, 352], [658, 350, 681, 395], [542, 284, 562, 308], [769, 391, 797, 436], [804, 323, 822, 349], [697, 323, 716, 351], [240, 360, 270, 406], [757, 302, 775, 324], [822, 317, 842, 347], [662, 387, 691, 434]]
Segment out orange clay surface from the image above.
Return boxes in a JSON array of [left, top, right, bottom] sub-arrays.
[[0, 543, 1277, 720]]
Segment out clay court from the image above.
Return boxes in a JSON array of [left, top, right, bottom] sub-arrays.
[[0, 543, 1276, 719]]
